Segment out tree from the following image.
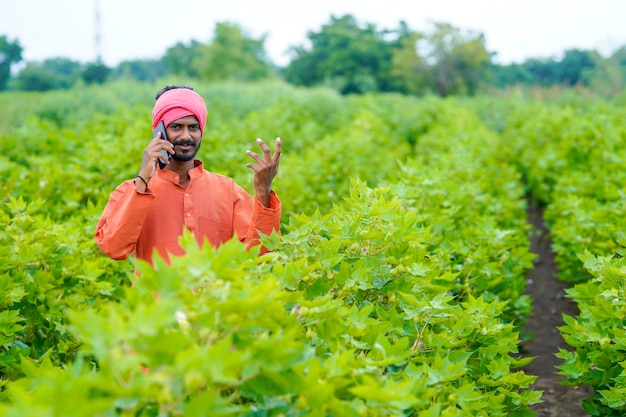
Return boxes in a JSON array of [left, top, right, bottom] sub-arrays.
[[556, 48, 599, 86], [390, 29, 429, 95], [13, 58, 81, 91], [442, 30, 493, 95], [284, 14, 395, 94], [14, 63, 58, 91], [485, 63, 533, 88], [192, 22, 274, 82], [425, 22, 491, 97], [521, 49, 599, 88], [611, 45, 626, 67], [585, 52, 624, 97], [82, 61, 111, 85], [523, 57, 559, 86], [0, 35, 23, 91], [389, 22, 492, 97], [162, 40, 203, 78], [112, 58, 167, 82]]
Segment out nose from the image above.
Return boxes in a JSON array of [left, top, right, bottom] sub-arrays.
[[180, 126, 192, 139]]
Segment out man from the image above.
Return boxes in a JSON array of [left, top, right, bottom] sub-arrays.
[[95, 85, 282, 264]]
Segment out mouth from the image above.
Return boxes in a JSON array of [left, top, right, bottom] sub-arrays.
[[174, 141, 196, 153]]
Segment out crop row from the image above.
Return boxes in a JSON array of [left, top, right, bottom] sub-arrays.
[[2, 80, 622, 415], [493, 97, 626, 416]]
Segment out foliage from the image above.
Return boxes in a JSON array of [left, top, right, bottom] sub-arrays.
[[0, 82, 547, 415], [111, 58, 168, 82], [557, 251, 626, 416], [5, 15, 626, 97], [162, 40, 203, 78], [557, 49, 601, 86], [0, 196, 130, 381], [411, 22, 491, 97], [484, 63, 533, 89], [0, 35, 22, 91], [0, 227, 540, 416], [193, 23, 275, 83], [476, 92, 626, 415], [524, 49, 599, 87], [81, 61, 112, 85], [285, 16, 492, 97], [5, 79, 626, 414], [13, 58, 82, 91], [585, 52, 626, 97], [495, 98, 626, 283], [283, 14, 397, 94], [390, 30, 430, 95]]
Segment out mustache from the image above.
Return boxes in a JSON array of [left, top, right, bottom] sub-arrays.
[[173, 140, 196, 147]]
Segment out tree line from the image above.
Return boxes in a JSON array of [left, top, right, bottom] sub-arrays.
[[2, 14, 625, 97]]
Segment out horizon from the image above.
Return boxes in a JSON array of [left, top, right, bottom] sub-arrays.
[[2, 0, 625, 67]]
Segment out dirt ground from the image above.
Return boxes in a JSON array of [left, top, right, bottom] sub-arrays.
[[521, 203, 593, 416]]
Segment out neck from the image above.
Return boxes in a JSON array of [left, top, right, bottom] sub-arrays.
[[165, 160, 195, 183]]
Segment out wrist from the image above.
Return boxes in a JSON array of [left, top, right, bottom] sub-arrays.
[[134, 174, 150, 191], [255, 188, 271, 208], [136, 174, 148, 187]]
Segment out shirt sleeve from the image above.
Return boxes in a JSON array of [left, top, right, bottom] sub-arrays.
[[232, 186, 282, 253], [94, 180, 155, 260]]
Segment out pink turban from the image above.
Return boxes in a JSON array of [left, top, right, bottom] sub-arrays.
[[152, 88, 207, 135]]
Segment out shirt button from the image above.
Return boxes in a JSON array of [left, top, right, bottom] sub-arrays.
[[185, 193, 190, 197], [186, 212, 191, 217]]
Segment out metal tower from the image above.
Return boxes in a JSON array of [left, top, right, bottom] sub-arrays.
[[94, 0, 103, 63]]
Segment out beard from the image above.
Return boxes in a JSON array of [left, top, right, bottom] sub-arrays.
[[171, 139, 201, 162]]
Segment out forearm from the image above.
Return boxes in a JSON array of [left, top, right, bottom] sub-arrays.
[[254, 187, 272, 208], [94, 181, 155, 259], [244, 191, 282, 251]]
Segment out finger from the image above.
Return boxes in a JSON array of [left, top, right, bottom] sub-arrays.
[[272, 137, 282, 163], [246, 149, 263, 164], [150, 138, 174, 154], [256, 138, 272, 159]]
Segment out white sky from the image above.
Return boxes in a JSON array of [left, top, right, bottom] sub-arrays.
[[1, 0, 625, 67]]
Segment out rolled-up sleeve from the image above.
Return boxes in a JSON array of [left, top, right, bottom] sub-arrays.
[[94, 181, 155, 260], [233, 186, 281, 252]]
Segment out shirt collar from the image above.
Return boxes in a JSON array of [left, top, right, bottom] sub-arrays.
[[157, 160, 204, 183], [189, 160, 204, 178]]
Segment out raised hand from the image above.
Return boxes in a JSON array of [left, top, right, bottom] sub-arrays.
[[246, 137, 282, 207], [135, 131, 174, 190]]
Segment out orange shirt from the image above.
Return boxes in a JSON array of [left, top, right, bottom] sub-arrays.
[[94, 161, 281, 264]]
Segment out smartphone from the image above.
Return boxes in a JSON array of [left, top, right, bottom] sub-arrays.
[[153, 120, 170, 169]]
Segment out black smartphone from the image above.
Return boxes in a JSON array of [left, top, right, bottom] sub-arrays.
[[153, 120, 170, 169]]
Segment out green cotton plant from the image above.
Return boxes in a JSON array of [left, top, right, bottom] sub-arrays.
[[556, 250, 626, 416], [380, 102, 534, 327], [0, 83, 553, 415], [495, 98, 626, 284], [278, 107, 413, 216], [265, 180, 540, 415], [0, 196, 129, 382], [1, 237, 315, 417], [484, 93, 626, 412], [1, 103, 149, 220], [545, 195, 626, 283], [0, 182, 541, 416], [543, 150, 626, 284]]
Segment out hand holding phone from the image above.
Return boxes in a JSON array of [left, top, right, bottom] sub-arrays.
[[153, 121, 171, 169]]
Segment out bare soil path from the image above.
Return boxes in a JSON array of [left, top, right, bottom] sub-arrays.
[[522, 203, 593, 416]]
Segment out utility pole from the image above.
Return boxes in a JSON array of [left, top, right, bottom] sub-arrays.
[[94, 0, 102, 63]]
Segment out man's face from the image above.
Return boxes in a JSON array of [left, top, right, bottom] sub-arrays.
[[165, 115, 202, 162]]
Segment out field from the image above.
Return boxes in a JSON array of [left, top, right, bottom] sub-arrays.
[[1, 80, 625, 416]]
